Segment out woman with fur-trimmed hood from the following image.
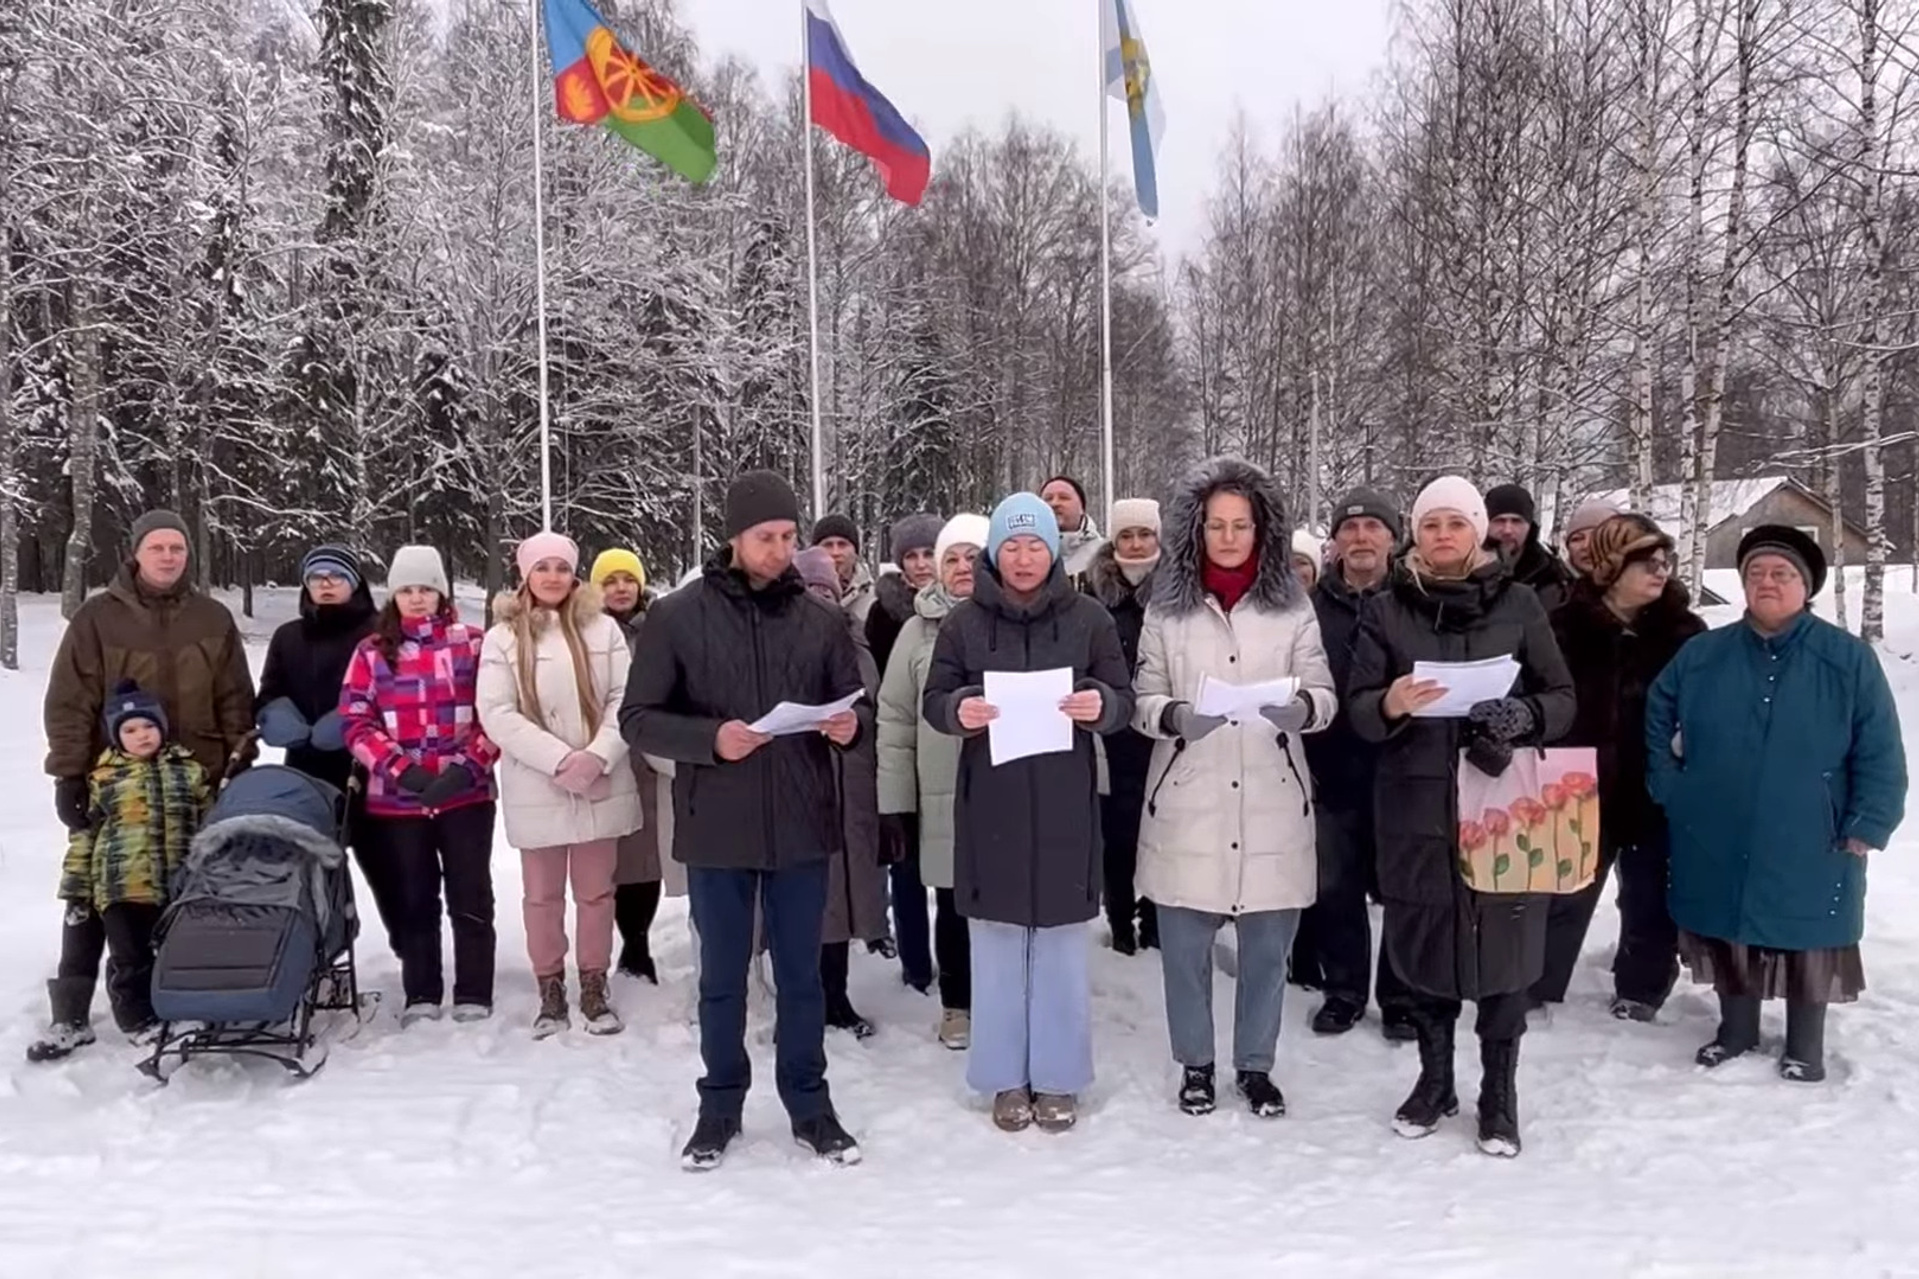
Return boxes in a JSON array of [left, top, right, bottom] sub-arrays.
[[1132, 457, 1338, 1121], [478, 532, 642, 1040]]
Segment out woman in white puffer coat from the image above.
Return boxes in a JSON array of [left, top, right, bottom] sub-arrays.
[[478, 532, 642, 1040], [1132, 457, 1337, 1120]]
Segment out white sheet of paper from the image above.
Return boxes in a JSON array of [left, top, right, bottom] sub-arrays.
[[747, 689, 863, 737], [1409, 655, 1521, 719], [984, 667, 1076, 766], [1193, 673, 1300, 719]]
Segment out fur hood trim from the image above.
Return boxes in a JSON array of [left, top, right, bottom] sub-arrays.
[[1157, 456, 1301, 616], [490, 581, 606, 630]]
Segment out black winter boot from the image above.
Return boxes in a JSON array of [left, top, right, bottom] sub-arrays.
[[1178, 1063, 1217, 1115], [1392, 1011, 1459, 1138], [1696, 993, 1762, 1068], [1475, 1038, 1522, 1158], [1235, 1070, 1286, 1118], [1780, 1000, 1827, 1082], [26, 977, 97, 1064]]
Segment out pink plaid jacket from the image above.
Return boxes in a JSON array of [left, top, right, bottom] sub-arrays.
[[340, 612, 499, 817]]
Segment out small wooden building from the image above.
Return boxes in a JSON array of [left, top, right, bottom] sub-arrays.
[[1586, 476, 1871, 570]]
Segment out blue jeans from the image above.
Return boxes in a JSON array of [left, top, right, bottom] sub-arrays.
[[687, 863, 831, 1122], [967, 920, 1093, 1096], [1158, 905, 1301, 1073]]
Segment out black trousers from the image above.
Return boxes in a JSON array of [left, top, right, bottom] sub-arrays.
[[821, 940, 852, 1007], [615, 880, 661, 962], [57, 901, 161, 1031], [357, 803, 497, 1008], [934, 887, 971, 1011], [1417, 990, 1529, 1043], [1100, 790, 1154, 936], [1295, 806, 1415, 1012], [1531, 834, 1679, 1007]]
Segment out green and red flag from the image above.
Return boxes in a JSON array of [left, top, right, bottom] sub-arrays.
[[546, 0, 717, 183]]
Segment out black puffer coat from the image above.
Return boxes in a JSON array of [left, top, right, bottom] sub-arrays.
[[257, 579, 378, 792], [1510, 538, 1576, 615], [1346, 556, 1577, 1000], [923, 560, 1135, 928], [1085, 542, 1155, 806], [619, 550, 868, 872], [864, 570, 919, 679], [1550, 579, 1705, 847], [1303, 569, 1388, 813]]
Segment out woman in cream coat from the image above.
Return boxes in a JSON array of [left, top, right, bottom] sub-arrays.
[[478, 532, 641, 1039], [1133, 457, 1337, 1119]]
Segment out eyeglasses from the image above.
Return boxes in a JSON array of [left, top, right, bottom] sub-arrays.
[[1632, 556, 1675, 577], [306, 573, 349, 588]]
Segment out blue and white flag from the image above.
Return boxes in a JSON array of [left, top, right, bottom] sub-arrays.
[[1102, 0, 1165, 220]]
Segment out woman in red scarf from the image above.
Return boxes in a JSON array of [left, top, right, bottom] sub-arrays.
[[1131, 458, 1338, 1121]]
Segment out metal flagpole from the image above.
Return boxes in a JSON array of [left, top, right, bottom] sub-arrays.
[[802, 0, 827, 518], [529, 0, 554, 531], [1098, 0, 1116, 525]]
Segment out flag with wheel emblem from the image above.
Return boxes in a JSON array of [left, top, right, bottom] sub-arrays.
[[546, 0, 717, 183]]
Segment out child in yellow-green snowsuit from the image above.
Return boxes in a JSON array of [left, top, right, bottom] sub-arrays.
[[28, 681, 210, 1062]]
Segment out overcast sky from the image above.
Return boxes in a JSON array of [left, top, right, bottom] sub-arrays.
[[677, 0, 1398, 252]]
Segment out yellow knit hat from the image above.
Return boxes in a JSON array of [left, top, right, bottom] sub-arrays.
[[589, 548, 646, 592]]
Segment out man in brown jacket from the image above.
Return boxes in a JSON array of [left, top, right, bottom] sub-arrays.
[[45, 510, 256, 829]]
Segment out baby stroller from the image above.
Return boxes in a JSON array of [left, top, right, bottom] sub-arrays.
[[140, 765, 367, 1082]]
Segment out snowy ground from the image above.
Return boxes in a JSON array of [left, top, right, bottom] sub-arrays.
[[1, 576, 1916, 1278]]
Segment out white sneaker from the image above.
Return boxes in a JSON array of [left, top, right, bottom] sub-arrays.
[[450, 1003, 491, 1024], [938, 1008, 971, 1051], [400, 1002, 443, 1028]]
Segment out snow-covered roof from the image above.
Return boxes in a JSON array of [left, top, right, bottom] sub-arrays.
[[1584, 476, 1794, 536]]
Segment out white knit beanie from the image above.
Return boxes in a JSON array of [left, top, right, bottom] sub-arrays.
[[1109, 498, 1162, 537], [1411, 476, 1489, 544], [1292, 528, 1324, 563], [934, 514, 991, 565], [386, 545, 450, 597]]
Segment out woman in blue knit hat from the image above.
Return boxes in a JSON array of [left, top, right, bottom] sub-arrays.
[[922, 493, 1136, 1134]]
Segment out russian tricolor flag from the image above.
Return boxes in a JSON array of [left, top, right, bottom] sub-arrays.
[[804, 0, 931, 206]]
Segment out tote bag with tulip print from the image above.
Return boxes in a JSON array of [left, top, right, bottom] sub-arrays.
[[1456, 748, 1601, 895]]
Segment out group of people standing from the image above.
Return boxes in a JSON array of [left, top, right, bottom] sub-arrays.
[[32, 457, 1906, 1171]]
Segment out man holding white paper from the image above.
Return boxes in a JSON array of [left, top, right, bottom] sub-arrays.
[[922, 493, 1133, 1136], [620, 469, 867, 1171]]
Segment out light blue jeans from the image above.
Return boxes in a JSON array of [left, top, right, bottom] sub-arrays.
[[966, 920, 1093, 1096], [1157, 905, 1301, 1074]]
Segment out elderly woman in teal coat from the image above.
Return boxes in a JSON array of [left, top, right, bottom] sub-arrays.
[[1646, 525, 1905, 1083]]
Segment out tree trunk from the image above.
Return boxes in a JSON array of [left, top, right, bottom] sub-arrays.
[[1628, 0, 1663, 508], [61, 287, 100, 620], [1824, 386, 1849, 631], [0, 227, 16, 670], [1676, 0, 1710, 587], [1854, 0, 1887, 643], [1685, 0, 1759, 591]]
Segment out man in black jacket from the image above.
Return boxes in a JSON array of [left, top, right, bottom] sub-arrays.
[[1485, 483, 1576, 614], [1297, 491, 1417, 1039], [621, 470, 867, 1172]]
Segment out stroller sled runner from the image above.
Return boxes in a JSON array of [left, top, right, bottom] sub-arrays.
[[141, 766, 371, 1082]]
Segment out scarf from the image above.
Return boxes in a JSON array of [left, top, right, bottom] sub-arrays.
[[1202, 553, 1259, 612], [1118, 550, 1161, 586]]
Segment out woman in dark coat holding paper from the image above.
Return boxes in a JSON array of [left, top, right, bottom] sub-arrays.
[[923, 494, 1135, 1135], [1348, 476, 1575, 1159]]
